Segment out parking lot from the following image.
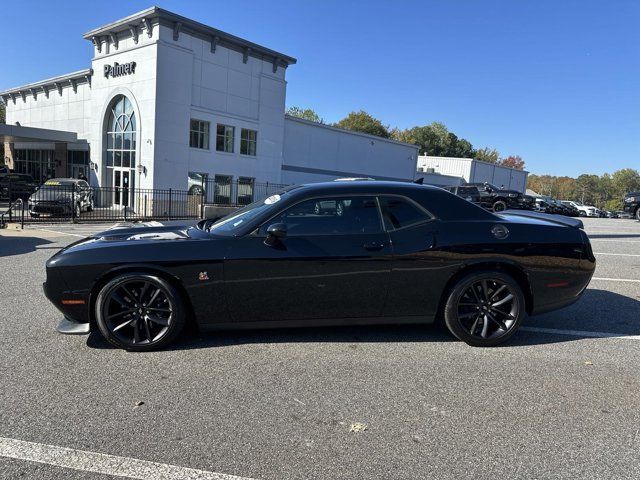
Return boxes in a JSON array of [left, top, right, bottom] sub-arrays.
[[0, 217, 639, 479]]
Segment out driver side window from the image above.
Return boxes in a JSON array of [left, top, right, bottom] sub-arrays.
[[261, 196, 382, 236]]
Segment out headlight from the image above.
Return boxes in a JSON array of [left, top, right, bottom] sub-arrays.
[[625, 196, 637, 203], [508, 193, 518, 198]]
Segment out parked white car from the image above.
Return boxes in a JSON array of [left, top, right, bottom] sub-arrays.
[[561, 200, 598, 217]]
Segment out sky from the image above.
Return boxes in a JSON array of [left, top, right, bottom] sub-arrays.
[[0, 0, 638, 177]]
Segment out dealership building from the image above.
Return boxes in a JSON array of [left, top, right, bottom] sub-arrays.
[[1, 6, 419, 207]]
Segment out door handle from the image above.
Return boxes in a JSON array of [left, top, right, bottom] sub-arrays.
[[363, 242, 385, 251]]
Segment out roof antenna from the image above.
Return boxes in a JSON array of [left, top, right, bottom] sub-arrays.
[[414, 178, 424, 184]]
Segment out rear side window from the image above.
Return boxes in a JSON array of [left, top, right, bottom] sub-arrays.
[[458, 187, 477, 195], [379, 196, 432, 230]]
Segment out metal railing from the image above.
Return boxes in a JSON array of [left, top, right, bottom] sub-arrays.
[[0, 179, 290, 224], [0, 198, 25, 228]]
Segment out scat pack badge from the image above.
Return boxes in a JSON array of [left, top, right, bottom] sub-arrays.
[[198, 271, 210, 281]]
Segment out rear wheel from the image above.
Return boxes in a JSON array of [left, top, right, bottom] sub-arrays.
[[636, 207, 640, 221], [444, 271, 525, 347], [95, 273, 187, 351], [492, 200, 507, 212]]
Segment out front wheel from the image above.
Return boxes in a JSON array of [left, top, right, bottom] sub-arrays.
[[95, 273, 187, 351], [636, 207, 640, 221], [444, 271, 526, 347], [492, 200, 507, 212]]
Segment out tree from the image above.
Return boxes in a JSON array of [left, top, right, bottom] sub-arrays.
[[335, 110, 390, 138], [0, 100, 5, 124], [285, 106, 324, 124], [611, 168, 640, 198], [498, 155, 525, 170], [391, 122, 475, 158], [474, 147, 500, 164]]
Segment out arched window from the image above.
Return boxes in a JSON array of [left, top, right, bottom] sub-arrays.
[[106, 95, 137, 169]]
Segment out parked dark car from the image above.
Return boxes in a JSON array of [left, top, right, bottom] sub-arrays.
[[0, 173, 39, 201], [444, 185, 482, 206], [464, 183, 534, 212], [623, 192, 640, 220], [44, 181, 595, 351], [28, 178, 94, 218]]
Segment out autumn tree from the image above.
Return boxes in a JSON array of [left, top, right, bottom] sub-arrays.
[[335, 110, 390, 138], [286, 106, 324, 124], [498, 155, 525, 170]]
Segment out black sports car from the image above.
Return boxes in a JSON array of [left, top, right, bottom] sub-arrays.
[[44, 181, 595, 351]]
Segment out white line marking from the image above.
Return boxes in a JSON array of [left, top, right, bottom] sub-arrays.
[[593, 252, 640, 257], [588, 239, 640, 243], [591, 277, 640, 283], [28, 228, 85, 238], [521, 326, 640, 340], [0, 437, 255, 480]]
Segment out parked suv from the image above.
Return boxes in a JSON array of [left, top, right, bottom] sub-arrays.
[[444, 185, 482, 206], [560, 200, 597, 217], [464, 182, 534, 212], [28, 178, 94, 218], [0, 173, 39, 201], [623, 192, 640, 220]]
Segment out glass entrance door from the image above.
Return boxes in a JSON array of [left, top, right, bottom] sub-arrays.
[[113, 169, 130, 207]]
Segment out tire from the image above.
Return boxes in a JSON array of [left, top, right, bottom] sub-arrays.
[[74, 203, 81, 218], [492, 200, 508, 212], [443, 271, 526, 347], [578, 211, 586, 217], [30, 212, 40, 218], [95, 273, 187, 351], [636, 207, 640, 221], [87, 197, 94, 212], [189, 185, 204, 197]]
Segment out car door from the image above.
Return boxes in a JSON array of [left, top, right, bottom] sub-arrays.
[[378, 195, 443, 318], [223, 195, 392, 323]]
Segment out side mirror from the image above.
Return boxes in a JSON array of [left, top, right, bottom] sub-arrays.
[[266, 223, 287, 238]]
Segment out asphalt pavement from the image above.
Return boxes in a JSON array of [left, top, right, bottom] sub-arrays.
[[0, 217, 639, 479]]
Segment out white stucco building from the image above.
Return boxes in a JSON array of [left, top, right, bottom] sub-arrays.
[[1, 6, 418, 208]]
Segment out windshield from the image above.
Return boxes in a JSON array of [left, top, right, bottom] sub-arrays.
[[208, 189, 295, 235], [486, 183, 500, 191]]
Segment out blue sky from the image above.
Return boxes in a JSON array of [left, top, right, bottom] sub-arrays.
[[1, 0, 638, 176]]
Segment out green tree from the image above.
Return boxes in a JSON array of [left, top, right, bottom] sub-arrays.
[[335, 110, 390, 138], [392, 122, 474, 157], [474, 147, 500, 164], [285, 106, 324, 124], [611, 168, 640, 198]]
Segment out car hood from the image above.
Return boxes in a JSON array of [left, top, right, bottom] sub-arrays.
[[93, 220, 207, 242], [30, 190, 73, 202]]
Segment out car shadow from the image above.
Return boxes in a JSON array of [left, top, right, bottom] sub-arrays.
[[85, 289, 640, 351], [0, 235, 55, 257]]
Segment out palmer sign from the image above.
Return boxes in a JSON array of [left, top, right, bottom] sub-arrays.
[[104, 61, 137, 78]]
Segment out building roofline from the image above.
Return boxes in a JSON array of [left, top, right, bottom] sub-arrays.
[[285, 115, 420, 150], [0, 69, 93, 99], [83, 6, 297, 66]]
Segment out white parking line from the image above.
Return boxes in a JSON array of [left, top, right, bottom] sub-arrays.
[[588, 239, 640, 243], [0, 437, 255, 480], [591, 277, 640, 283], [593, 252, 640, 257], [521, 327, 640, 340]]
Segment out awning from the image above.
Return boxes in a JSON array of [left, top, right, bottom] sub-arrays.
[[0, 124, 77, 144]]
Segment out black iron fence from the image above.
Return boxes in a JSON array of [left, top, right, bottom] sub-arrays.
[[0, 179, 289, 225]]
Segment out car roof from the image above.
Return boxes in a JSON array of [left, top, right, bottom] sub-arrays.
[[46, 178, 83, 183], [295, 180, 442, 194]]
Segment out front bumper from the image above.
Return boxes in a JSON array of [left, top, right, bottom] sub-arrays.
[[30, 202, 72, 215], [623, 203, 638, 214]]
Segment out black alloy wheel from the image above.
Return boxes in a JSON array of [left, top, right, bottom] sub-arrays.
[[493, 200, 508, 212], [95, 274, 186, 351], [87, 197, 94, 212], [444, 271, 525, 347], [74, 203, 81, 218]]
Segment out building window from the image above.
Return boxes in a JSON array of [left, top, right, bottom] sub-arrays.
[[67, 151, 90, 179], [216, 124, 235, 153], [214, 174, 232, 204], [13, 149, 55, 183], [240, 129, 257, 156], [106, 95, 137, 169], [238, 176, 255, 205], [190, 119, 210, 150]]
